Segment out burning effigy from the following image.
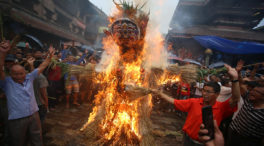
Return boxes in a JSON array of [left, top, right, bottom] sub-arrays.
[[78, 1, 199, 145], [79, 1, 155, 145]]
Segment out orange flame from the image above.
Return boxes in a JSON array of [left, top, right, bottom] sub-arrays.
[[81, 36, 145, 143], [158, 73, 181, 85], [81, 1, 167, 144]]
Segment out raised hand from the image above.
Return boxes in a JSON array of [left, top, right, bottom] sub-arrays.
[[224, 64, 238, 80], [235, 60, 244, 72], [0, 41, 11, 53], [27, 57, 35, 66], [48, 45, 55, 58]]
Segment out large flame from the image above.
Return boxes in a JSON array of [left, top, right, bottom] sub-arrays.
[[81, 34, 147, 142], [80, 1, 169, 145]]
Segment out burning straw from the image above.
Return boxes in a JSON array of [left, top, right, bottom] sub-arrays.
[[151, 64, 199, 84], [125, 84, 152, 101]]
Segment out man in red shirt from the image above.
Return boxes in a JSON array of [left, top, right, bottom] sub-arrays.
[[152, 65, 240, 146], [177, 82, 191, 99]]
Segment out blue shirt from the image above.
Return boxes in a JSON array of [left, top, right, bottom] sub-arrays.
[[0, 69, 39, 120], [64, 53, 87, 81], [61, 49, 69, 60]]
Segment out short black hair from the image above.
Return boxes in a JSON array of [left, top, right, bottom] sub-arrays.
[[34, 60, 43, 68], [244, 81, 259, 88], [204, 81, 221, 93], [220, 76, 230, 86], [209, 74, 219, 79], [33, 49, 43, 53]]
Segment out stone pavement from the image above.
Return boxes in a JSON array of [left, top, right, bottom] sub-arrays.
[[43, 102, 185, 146]]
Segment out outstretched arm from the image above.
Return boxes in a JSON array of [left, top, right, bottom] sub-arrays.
[[151, 89, 174, 104], [37, 46, 55, 75], [0, 41, 11, 80], [235, 60, 247, 96], [225, 64, 240, 107], [27, 57, 35, 72]]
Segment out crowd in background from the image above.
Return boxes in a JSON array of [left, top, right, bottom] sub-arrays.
[[153, 59, 264, 146], [0, 40, 263, 146], [0, 40, 99, 145]]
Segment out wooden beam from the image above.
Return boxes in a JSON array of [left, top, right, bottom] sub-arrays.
[[170, 25, 264, 42], [10, 8, 93, 45]]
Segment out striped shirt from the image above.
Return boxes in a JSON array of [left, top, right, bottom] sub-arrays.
[[230, 95, 264, 139]]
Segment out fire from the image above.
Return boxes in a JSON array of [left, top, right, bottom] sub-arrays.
[[80, 34, 145, 144], [158, 73, 181, 85], [100, 62, 143, 141], [101, 101, 141, 140], [80, 1, 167, 145]]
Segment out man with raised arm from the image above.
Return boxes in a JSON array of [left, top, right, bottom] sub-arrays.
[[152, 64, 240, 146], [0, 41, 54, 146]]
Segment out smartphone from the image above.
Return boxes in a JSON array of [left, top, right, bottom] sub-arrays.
[[202, 105, 214, 140]]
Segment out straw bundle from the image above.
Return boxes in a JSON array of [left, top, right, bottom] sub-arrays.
[[148, 67, 164, 88], [80, 95, 155, 146], [69, 64, 94, 75], [125, 84, 152, 101], [48, 59, 96, 82], [166, 64, 198, 84], [139, 95, 155, 146], [151, 67, 164, 76], [166, 64, 180, 74], [179, 64, 199, 84], [80, 100, 106, 138]]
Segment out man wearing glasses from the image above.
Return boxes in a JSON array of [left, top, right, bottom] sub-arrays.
[[152, 65, 240, 146]]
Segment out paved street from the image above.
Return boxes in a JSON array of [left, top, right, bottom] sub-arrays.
[[43, 102, 185, 146]]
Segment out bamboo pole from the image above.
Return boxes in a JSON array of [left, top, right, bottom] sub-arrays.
[[242, 62, 263, 68], [0, 10, 4, 41]]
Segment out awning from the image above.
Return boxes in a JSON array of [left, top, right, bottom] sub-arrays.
[[183, 58, 202, 66], [193, 36, 264, 54], [208, 61, 226, 69], [168, 54, 183, 61]]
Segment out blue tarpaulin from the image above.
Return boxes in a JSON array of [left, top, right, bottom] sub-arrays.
[[193, 36, 264, 54]]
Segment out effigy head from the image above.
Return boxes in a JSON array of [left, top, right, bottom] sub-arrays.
[[111, 18, 140, 47], [107, 0, 149, 49]]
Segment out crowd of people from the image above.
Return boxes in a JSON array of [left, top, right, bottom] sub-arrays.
[[0, 40, 98, 146], [0, 39, 263, 146], [152, 61, 264, 146]]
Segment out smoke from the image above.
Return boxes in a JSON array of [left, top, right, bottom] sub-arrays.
[[130, 0, 172, 70], [122, 0, 179, 34], [143, 25, 169, 70], [95, 36, 120, 73], [97, 0, 179, 72]]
